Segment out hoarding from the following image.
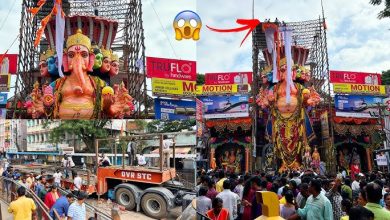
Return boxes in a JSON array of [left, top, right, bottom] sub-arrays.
[[205, 72, 253, 85], [152, 78, 196, 96], [199, 95, 249, 119], [196, 84, 240, 95], [146, 57, 196, 81], [0, 54, 18, 74], [330, 70, 381, 85], [0, 75, 10, 92], [0, 93, 7, 106], [333, 83, 386, 95], [154, 98, 196, 120], [335, 95, 383, 118]]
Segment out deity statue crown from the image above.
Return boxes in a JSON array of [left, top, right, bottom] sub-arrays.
[[111, 53, 119, 62], [66, 29, 91, 50], [101, 47, 112, 58]]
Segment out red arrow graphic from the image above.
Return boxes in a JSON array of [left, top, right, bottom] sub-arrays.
[[206, 19, 261, 47]]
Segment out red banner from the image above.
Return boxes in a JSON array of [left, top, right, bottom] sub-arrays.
[[146, 57, 196, 81], [205, 72, 252, 85], [0, 54, 18, 74], [330, 70, 382, 85]]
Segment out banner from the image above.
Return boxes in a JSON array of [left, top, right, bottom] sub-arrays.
[[199, 95, 249, 119], [196, 98, 203, 121], [320, 111, 330, 139], [146, 57, 196, 81], [0, 74, 10, 92], [154, 98, 196, 120], [0, 108, 6, 119], [196, 84, 249, 95], [335, 95, 383, 118], [0, 93, 7, 106], [0, 54, 18, 74], [330, 70, 381, 85], [152, 78, 196, 96], [196, 121, 204, 137], [205, 72, 253, 85], [376, 154, 388, 166], [333, 83, 386, 95]]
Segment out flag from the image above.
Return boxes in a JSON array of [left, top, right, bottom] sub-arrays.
[[55, 0, 65, 77]]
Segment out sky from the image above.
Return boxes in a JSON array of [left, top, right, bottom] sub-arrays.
[[0, 0, 389, 96]]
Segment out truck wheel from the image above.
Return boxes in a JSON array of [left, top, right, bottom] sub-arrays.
[[141, 193, 168, 219], [115, 187, 136, 210]]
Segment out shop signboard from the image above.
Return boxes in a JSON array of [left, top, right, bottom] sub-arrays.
[[333, 83, 387, 95], [152, 78, 196, 96], [0, 75, 10, 92], [335, 95, 383, 118], [330, 70, 382, 85], [320, 111, 330, 139], [376, 154, 388, 166], [0, 54, 18, 74], [146, 57, 196, 81], [205, 72, 253, 85], [154, 98, 196, 120], [199, 95, 249, 119]]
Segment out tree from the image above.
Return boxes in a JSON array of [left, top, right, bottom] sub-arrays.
[[381, 69, 390, 85], [197, 74, 205, 85], [146, 119, 196, 133], [48, 120, 110, 152], [370, 0, 390, 19]]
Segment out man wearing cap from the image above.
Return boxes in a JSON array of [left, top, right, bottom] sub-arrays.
[[68, 192, 87, 220]]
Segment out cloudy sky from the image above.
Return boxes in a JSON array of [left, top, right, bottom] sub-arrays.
[[0, 0, 389, 82]]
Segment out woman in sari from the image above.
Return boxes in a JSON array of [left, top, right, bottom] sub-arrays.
[[242, 178, 255, 220], [44, 185, 61, 220]]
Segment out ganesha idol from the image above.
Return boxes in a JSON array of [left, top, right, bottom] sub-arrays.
[[256, 43, 321, 171], [27, 15, 133, 119]]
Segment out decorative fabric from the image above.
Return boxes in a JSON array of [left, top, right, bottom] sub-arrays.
[[334, 124, 380, 137]]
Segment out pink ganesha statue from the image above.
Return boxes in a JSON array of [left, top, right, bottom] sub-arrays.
[[26, 29, 134, 119], [256, 44, 321, 171]]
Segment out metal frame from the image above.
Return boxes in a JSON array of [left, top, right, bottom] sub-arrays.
[[11, 0, 148, 118]]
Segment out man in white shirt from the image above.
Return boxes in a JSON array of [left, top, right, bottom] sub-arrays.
[[127, 138, 136, 166], [73, 172, 83, 196], [162, 135, 175, 168], [53, 169, 62, 187], [137, 153, 147, 166], [99, 154, 111, 167], [216, 179, 238, 220]]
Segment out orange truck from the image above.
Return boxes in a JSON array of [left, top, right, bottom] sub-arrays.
[[93, 132, 195, 219]]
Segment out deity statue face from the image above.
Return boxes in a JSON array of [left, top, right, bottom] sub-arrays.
[[262, 75, 268, 84], [100, 57, 111, 73], [47, 56, 58, 75], [67, 45, 91, 70], [39, 61, 49, 77], [109, 61, 119, 76]]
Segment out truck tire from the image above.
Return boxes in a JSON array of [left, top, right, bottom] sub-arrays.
[[115, 187, 136, 211], [141, 193, 168, 219]]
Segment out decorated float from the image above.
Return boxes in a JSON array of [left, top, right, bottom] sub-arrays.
[[25, 2, 134, 119], [256, 22, 321, 172]]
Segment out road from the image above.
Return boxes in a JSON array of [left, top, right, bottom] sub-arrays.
[[0, 200, 13, 220]]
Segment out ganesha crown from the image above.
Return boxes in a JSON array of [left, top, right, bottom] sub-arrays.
[[66, 29, 91, 50]]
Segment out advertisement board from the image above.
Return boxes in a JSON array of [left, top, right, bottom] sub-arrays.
[[196, 84, 241, 95], [335, 95, 383, 118], [152, 78, 196, 96], [205, 72, 253, 85], [330, 71, 382, 85], [199, 95, 249, 119], [0, 75, 10, 92], [154, 98, 196, 120], [146, 57, 196, 81], [333, 83, 386, 95], [0, 93, 7, 107], [0, 54, 18, 74]]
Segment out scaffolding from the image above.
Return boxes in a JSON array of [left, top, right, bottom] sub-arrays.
[[252, 17, 335, 172], [10, 0, 149, 118]]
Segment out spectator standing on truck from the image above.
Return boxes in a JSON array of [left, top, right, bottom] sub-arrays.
[[53, 169, 62, 187], [137, 152, 147, 166], [162, 135, 175, 168], [127, 138, 136, 166], [62, 154, 75, 179]]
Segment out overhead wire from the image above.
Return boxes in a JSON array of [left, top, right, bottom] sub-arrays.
[[0, 0, 18, 32]]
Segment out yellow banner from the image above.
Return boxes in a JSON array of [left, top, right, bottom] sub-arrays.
[[196, 84, 240, 95], [152, 78, 196, 96], [333, 83, 386, 95]]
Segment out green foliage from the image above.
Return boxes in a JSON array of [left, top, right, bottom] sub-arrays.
[[49, 120, 110, 152], [370, 0, 390, 19], [146, 119, 196, 133], [381, 69, 390, 85], [197, 74, 205, 85]]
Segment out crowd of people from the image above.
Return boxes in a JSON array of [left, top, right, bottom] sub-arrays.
[[1, 160, 93, 220], [195, 168, 390, 220]]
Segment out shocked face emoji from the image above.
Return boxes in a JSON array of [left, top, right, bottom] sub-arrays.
[[173, 10, 202, 41]]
